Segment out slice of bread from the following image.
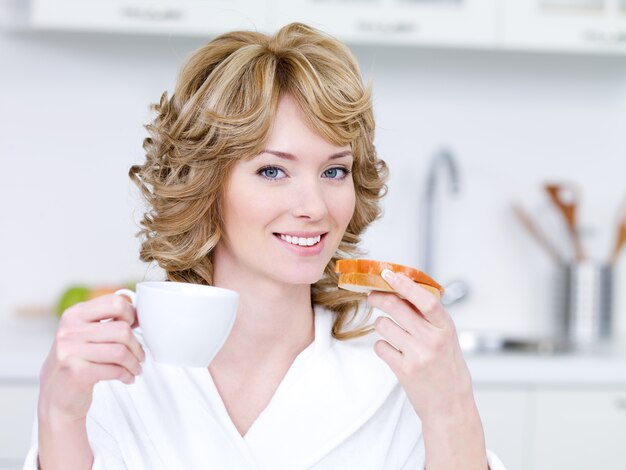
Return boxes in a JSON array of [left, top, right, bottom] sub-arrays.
[[338, 272, 442, 298], [335, 259, 442, 291]]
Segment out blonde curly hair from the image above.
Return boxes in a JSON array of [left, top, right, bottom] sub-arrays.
[[129, 22, 388, 339]]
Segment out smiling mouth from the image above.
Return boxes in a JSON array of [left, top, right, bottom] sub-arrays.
[[274, 233, 327, 247]]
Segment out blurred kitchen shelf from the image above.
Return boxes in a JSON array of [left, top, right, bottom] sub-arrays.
[[2, 0, 626, 55], [504, 0, 626, 55]]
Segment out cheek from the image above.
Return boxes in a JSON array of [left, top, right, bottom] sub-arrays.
[[332, 186, 357, 228], [223, 183, 279, 235], [235, 195, 279, 229]]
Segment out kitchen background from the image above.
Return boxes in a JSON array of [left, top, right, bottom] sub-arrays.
[[2, 1, 626, 469]]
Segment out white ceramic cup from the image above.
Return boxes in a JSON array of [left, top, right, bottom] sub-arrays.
[[115, 281, 239, 367]]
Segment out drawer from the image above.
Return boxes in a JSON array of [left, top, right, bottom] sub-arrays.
[[0, 383, 39, 464]]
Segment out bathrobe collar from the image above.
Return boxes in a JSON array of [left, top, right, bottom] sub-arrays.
[[201, 304, 400, 469]]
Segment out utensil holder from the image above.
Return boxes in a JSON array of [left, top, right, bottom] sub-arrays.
[[554, 262, 613, 347]]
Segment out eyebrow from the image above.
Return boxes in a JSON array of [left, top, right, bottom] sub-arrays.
[[261, 149, 353, 161]]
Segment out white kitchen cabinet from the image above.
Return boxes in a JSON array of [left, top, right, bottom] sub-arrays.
[[12, 0, 626, 54], [474, 384, 626, 470], [271, 0, 498, 47], [24, 0, 499, 47], [503, 0, 626, 54], [474, 387, 530, 470], [30, 0, 270, 36], [528, 387, 626, 470], [0, 383, 38, 469]]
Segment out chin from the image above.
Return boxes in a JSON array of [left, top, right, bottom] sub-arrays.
[[277, 264, 328, 286]]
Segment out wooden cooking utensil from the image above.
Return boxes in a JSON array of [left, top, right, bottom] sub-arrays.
[[512, 203, 564, 264], [609, 195, 626, 266], [544, 182, 586, 262], [610, 222, 626, 265]]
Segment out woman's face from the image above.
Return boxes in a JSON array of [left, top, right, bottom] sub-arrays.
[[216, 94, 356, 286]]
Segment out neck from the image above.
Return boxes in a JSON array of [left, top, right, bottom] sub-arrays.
[[210, 259, 315, 366]]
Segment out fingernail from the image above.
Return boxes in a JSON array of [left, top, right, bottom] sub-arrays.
[[381, 269, 397, 283]]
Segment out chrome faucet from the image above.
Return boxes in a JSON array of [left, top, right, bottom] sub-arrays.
[[419, 148, 469, 306]]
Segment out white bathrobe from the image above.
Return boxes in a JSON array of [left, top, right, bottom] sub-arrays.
[[24, 305, 505, 469]]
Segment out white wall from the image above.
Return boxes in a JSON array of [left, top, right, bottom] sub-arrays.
[[1, 30, 625, 340]]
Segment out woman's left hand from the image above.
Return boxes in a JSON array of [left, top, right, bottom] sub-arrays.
[[366, 268, 474, 423], [367, 269, 489, 469]]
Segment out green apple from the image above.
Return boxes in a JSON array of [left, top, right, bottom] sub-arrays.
[[56, 285, 90, 317]]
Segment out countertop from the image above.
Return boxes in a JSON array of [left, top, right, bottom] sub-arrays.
[[0, 315, 57, 382], [2, 315, 626, 386]]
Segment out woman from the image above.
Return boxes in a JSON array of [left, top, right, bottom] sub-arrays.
[[26, 23, 505, 469]]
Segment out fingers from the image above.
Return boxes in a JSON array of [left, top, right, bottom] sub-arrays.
[[53, 337, 144, 389], [75, 342, 143, 377], [53, 297, 146, 386], [83, 321, 146, 363], [91, 363, 137, 385], [57, 319, 145, 365], [374, 339, 402, 375], [40, 296, 143, 420], [373, 316, 414, 353], [380, 269, 448, 328], [368, 270, 459, 375], [62, 294, 137, 326], [64, 358, 138, 387], [367, 291, 426, 336]]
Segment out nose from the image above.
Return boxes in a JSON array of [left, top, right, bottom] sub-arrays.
[[291, 178, 329, 221]]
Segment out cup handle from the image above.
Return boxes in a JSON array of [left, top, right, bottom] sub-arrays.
[[114, 288, 137, 307], [114, 289, 139, 329]]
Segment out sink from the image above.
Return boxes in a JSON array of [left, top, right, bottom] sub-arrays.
[[458, 331, 573, 355]]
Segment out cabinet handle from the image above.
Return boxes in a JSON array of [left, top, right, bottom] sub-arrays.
[[120, 7, 184, 22], [355, 20, 417, 34], [582, 30, 626, 44]]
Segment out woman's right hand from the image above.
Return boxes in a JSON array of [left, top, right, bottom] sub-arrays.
[[38, 294, 145, 423]]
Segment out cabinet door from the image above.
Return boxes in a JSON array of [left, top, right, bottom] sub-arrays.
[[271, 0, 498, 48], [0, 383, 38, 466], [0, 0, 29, 28], [503, 0, 626, 54], [473, 388, 529, 470], [31, 0, 270, 36], [529, 387, 626, 470]]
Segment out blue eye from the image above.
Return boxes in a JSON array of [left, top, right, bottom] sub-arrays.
[[258, 166, 286, 180], [323, 167, 351, 180]]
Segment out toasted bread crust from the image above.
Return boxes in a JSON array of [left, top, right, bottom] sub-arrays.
[[335, 259, 442, 292], [337, 273, 442, 298]]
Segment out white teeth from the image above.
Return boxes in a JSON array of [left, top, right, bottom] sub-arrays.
[[280, 234, 322, 246]]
